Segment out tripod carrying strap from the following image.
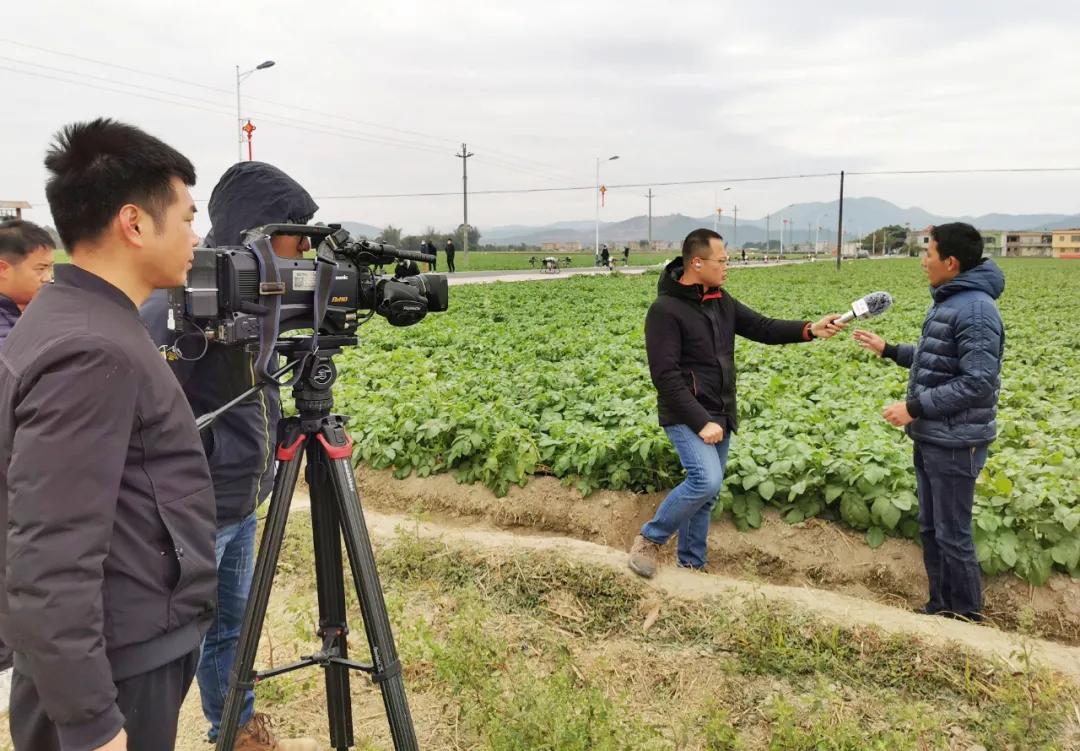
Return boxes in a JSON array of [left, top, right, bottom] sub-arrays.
[[371, 659, 402, 685]]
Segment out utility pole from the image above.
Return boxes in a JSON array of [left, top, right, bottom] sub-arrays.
[[733, 205, 738, 250], [645, 189, 655, 250], [765, 213, 770, 255], [836, 170, 845, 271], [456, 143, 474, 263]]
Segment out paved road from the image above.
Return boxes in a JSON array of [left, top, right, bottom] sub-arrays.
[[443, 258, 804, 286]]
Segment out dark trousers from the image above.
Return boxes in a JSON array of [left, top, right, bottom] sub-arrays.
[[914, 441, 988, 618], [446, 251, 456, 272], [10, 649, 199, 751]]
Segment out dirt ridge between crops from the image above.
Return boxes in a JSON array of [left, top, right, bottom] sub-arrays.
[[287, 478, 1080, 684], [316, 501, 1080, 682]]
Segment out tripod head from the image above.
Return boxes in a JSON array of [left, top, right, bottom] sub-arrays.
[[276, 335, 358, 430], [194, 335, 358, 433]]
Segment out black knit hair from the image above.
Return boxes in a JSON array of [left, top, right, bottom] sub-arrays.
[[44, 118, 196, 250], [930, 222, 984, 272], [682, 228, 724, 262]]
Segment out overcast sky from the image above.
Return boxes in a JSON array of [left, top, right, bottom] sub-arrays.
[[4, 0, 1079, 237]]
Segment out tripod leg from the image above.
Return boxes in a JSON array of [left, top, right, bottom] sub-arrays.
[[307, 440, 354, 750], [317, 417, 419, 751], [216, 419, 306, 751]]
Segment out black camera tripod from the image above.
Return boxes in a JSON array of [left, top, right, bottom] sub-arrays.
[[215, 336, 418, 750]]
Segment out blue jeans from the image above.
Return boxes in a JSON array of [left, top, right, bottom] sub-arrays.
[[198, 511, 258, 741], [641, 424, 731, 569], [914, 442, 988, 618]]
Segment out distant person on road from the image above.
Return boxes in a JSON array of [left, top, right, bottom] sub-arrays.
[[600, 244, 611, 269], [741, 248, 747, 264], [629, 229, 846, 578], [425, 239, 438, 271], [623, 246, 630, 265], [445, 237, 456, 272], [854, 223, 1004, 623]]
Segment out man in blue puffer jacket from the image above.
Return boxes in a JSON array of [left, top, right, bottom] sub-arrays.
[[854, 222, 1005, 622]]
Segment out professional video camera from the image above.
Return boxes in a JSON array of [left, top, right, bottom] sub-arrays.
[[168, 223, 448, 348]]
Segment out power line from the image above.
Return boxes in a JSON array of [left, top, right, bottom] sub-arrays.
[[1, 58, 456, 156], [0, 63, 234, 117], [3, 56, 599, 183], [0, 39, 574, 181], [848, 167, 1080, 176]]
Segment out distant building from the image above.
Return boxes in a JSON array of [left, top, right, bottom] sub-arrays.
[[980, 231, 1005, 257], [1005, 231, 1054, 258], [907, 228, 932, 251], [1051, 229, 1080, 259], [905, 227, 1005, 257], [540, 241, 582, 252], [0, 200, 32, 221]]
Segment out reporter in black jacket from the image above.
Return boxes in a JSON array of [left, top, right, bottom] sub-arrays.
[[0, 120, 215, 751], [628, 229, 845, 578]]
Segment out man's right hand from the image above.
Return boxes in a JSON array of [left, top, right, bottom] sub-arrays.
[[853, 330, 886, 357], [698, 421, 725, 445], [94, 729, 127, 751]]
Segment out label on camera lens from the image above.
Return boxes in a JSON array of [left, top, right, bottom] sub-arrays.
[[293, 270, 317, 291]]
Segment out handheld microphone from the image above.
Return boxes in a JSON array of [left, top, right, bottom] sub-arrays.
[[838, 291, 892, 324]]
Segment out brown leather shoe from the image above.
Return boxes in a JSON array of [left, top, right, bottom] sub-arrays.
[[628, 535, 662, 578], [233, 713, 278, 750]]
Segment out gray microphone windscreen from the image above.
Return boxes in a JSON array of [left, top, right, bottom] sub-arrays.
[[838, 291, 893, 323]]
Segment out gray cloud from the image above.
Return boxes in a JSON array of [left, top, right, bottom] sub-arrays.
[[3, 0, 1079, 237]]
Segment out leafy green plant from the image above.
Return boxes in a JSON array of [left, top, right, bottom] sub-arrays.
[[331, 260, 1080, 584]]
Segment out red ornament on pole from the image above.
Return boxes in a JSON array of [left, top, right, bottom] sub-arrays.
[[242, 120, 257, 161], [600, 184, 607, 208]]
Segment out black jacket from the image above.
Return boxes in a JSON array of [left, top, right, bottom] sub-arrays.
[[645, 258, 813, 434], [0, 265, 216, 751], [142, 161, 318, 526]]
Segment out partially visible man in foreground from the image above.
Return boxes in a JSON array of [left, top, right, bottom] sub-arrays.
[[0, 118, 216, 751], [143, 160, 320, 749]]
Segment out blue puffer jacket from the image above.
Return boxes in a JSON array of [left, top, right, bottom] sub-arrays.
[[884, 259, 1005, 448]]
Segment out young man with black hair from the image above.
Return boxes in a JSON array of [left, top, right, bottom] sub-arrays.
[[0, 118, 216, 751], [142, 160, 319, 750], [0, 220, 56, 348], [854, 222, 1004, 622], [630, 228, 846, 578]]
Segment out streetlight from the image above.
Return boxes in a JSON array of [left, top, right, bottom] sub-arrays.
[[814, 212, 830, 254], [236, 60, 275, 162], [595, 155, 619, 260]]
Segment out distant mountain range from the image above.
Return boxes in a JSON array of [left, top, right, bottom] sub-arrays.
[[332, 198, 1080, 248], [479, 197, 1080, 247]]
